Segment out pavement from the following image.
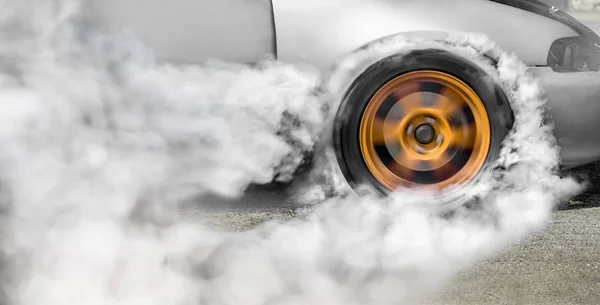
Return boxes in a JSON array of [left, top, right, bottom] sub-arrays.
[[431, 162, 600, 305], [430, 157, 600, 305], [185, 161, 600, 305], [430, 207, 600, 305], [431, 160, 600, 305], [187, 161, 600, 305]]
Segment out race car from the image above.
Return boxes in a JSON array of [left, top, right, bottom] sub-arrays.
[[86, 0, 600, 202]]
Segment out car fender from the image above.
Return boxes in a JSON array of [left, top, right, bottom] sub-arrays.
[[272, 0, 578, 70], [84, 0, 276, 65]]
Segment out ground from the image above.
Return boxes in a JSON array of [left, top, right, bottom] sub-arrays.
[[187, 162, 600, 305], [432, 207, 600, 305], [431, 161, 600, 305]]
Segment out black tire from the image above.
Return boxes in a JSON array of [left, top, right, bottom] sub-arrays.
[[333, 49, 514, 201]]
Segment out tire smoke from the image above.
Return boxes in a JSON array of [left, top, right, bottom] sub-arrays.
[[0, 1, 584, 305]]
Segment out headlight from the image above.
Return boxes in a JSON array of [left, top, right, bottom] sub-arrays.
[[547, 36, 600, 72]]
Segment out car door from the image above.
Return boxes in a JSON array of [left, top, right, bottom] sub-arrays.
[[84, 0, 276, 65]]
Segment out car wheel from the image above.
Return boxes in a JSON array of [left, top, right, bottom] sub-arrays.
[[333, 49, 514, 206]]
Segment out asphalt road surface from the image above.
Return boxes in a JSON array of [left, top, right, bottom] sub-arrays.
[[431, 207, 600, 305], [429, 163, 600, 305], [429, 162, 600, 305], [189, 161, 600, 305]]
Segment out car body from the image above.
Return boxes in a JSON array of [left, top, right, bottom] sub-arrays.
[[86, 0, 600, 170]]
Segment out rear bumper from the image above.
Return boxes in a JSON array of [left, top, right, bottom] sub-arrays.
[[528, 67, 600, 169]]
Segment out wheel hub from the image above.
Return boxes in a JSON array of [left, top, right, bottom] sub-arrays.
[[414, 124, 435, 145], [359, 70, 491, 191]]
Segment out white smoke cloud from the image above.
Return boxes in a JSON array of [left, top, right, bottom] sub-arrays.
[[0, 1, 585, 305]]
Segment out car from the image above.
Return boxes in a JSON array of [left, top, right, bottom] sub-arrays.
[[86, 0, 600, 204]]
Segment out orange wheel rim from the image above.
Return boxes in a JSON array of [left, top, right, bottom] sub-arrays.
[[359, 70, 491, 191]]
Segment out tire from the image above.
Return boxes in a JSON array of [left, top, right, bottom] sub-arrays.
[[333, 49, 514, 205]]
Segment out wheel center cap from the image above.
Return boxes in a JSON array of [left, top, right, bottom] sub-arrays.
[[414, 124, 435, 144]]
